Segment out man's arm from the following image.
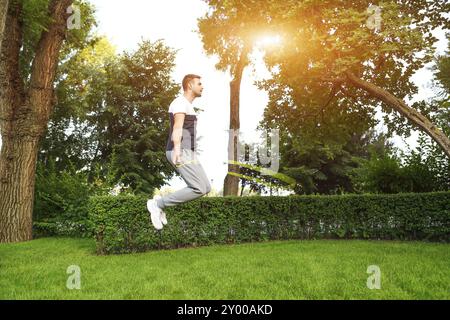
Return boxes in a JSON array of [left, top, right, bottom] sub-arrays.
[[172, 113, 185, 152]]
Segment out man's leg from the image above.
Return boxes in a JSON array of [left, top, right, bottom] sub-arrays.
[[156, 148, 211, 209]]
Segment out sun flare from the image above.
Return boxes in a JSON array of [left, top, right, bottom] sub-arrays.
[[255, 34, 282, 47]]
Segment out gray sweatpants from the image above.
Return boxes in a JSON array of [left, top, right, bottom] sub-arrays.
[[156, 148, 211, 209]]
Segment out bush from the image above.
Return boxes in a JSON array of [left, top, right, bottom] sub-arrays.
[[350, 152, 407, 193], [350, 136, 450, 194], [33, 219, 94, 238], [88, 192, 450, 254], [33, 158, 112, 238]]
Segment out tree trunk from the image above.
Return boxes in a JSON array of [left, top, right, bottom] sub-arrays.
[[0, 137, 40, 242], [0, 0, 8, 49], [345, 71, 450, 159], [223, 77, 242, 196], [223, 48, 248, 196], [0, 0, 73, 243]]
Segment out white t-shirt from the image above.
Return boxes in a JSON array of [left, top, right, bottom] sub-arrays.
[[168, 95, 197, 116], [166, 95, 198, 151]]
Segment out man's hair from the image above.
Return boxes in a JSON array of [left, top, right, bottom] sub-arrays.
[[182, 74, 201, 91]]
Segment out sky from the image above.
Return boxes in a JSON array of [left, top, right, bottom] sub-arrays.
[[0, 0, 448, 194]]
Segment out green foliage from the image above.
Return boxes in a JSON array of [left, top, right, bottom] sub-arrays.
[[20, 0, 54, 82], [401, 135, 450, 192], [433, 33, 450, 96], [39, 38, 180, 196], [20, 0, 98, 85], [34, 158, 90, 221], [88, 192, 450, 254], [32, 157, 110, 238], [350, 150, 406, 193], [199, 0, 450, 139], [258, 95, 389, 194], [350, 135, 450, 193], [102, 40, 180, 195], [40, 37, 118, 175]]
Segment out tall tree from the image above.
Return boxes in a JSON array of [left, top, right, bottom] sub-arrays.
[[38, 38, 180, 196], [200, 0, 450, 162], [0, 0, 73, 242], [222, 47, 248, 196], [265, 0, 450, 158], [198, 1, 259, 196], [87, 40, 180, 194]]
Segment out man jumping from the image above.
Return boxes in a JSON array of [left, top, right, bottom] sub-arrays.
[[147, 74, 211, 230]]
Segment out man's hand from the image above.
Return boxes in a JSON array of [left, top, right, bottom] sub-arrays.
[[172, 147, 182, 166]]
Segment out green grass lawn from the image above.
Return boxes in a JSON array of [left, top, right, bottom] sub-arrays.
[[0, 237, 449, 299]]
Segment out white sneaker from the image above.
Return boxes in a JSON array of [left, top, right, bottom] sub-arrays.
[[153, 195, 167, 225], [147, 199, 163, 230]]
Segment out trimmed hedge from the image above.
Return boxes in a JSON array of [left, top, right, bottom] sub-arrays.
[[88, 192, 450, 254]]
